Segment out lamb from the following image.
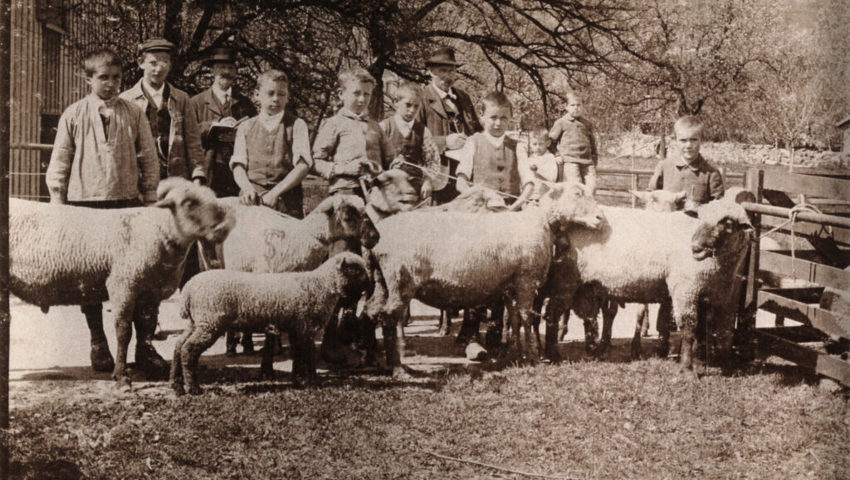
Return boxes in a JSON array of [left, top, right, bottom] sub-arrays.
[[170, 252, 370, 395], [547, 196, 754, 375], [362, 182, 605, 375], [215, 169, 419, 363], [10, 178, 235, 388]]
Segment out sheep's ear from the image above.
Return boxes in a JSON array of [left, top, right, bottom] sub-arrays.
[[155, 197, 176, 210], [674, 191, 688, 202], [314, 196, 336, 215]]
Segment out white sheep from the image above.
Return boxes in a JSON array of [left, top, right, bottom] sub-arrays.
[[363, 182, 605, 376], [170, 252, 370, 395], [548, 196, 753, 375], [10, 178, 235, 388]]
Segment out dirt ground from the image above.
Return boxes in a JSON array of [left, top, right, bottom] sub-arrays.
[[8, 293, 781, 395]]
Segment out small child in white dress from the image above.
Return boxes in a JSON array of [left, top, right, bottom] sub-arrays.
[[518, 126, 562, 201]]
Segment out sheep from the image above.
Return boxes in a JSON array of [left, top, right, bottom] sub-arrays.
[[362, 182, 605, 376], [546, 196, 753, 375], [215, 168, 419, 365], [170, 252, 370, 395], [558, 189, 686, 358], [10, 178, 235, 388]]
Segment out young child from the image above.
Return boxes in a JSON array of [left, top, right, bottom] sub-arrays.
[[120, 38, 204, 183], [45, 48, 162, 372], [380, 82, 441, 201], [230, 69, 312, 218], [549, 92, 598, 194], [647, 115, 724, 209], [518, 126, 561, 201], [455, 91, 533, 210], [312, 67, 390, 197]]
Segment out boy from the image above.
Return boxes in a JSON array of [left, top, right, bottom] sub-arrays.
[[380, 82, 441, 201], [230, 69, 312, 217], [312, 67, 390, 197], [455, 91, 533, 210], [518, 126, 561, 201], [189, 47, 257, 197], [45, 49, 163, 373], [647, 115, 724, 208], [453, 91, 533, 347], [549, 92, 598, 194], [120, 38, 204, 182]]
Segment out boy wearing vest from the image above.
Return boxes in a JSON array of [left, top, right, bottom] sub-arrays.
[[380, 82, 441, 201], [230, 69, 312, 218], [312, 67, 390, 198], [120, 38, 204, 183], [549, 92, 598, 194], [46, 49, 162, 373], [647, 115, 724, 209], [453, 91, 533, 349], [455, 91, 533, 209]]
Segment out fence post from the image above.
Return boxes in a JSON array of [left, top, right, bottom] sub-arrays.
[[630, 173, 638, 208], [738, 168, 763, 362]]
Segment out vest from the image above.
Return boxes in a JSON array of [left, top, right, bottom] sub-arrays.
[[244, 111, 297, 186], [471, 134, 520, 195], [384, 118, 425, 178]]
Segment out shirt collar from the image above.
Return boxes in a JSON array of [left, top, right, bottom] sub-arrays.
[[676, 155, 703, 171], [340, 107, 368, 121], [211, 84, 232, 104], [258, 110, 285, 130], [142, 80, 166, 98], [483, 131, 505, 148], [88, 93, 118, 111], [393, 114, 414, 134], [431, 82, 455, 100]]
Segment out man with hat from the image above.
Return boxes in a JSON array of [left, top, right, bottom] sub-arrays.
[[189, 46, 257, 197], [417, 46, 482, 204], [120, 38, 204, 182]]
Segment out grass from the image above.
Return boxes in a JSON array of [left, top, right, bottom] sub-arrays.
[[8, 355, 850, 480]]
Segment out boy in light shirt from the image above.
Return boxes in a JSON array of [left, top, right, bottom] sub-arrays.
[[230, 69, 312, 217], [518, 126, 561, 201]]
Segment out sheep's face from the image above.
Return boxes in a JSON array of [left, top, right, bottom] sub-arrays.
[[541, 182, 605, 230], [690, 200, 753, 261], [367, 169, 419, 214], [323, 194, 365, 244], [156, 178, 236, 244], [631, 190, 686, 212], [334, 252, 371, 300]]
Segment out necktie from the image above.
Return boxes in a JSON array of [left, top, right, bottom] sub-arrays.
[[223, 93, 230, 106]]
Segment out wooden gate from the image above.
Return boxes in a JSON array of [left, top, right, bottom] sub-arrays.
[[738, 167, 850, 386]]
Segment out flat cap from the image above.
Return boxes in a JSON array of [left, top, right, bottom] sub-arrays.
[[138, 38, 175, 55]]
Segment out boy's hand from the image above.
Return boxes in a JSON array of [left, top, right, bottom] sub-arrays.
[[239, 188, 260, 206], [389, 155, 406, 170], [555, 156, 565, 165], [261, 191, 280, 208], [358, 159, 382, 177], [446, 133, 467, 150], [420, 178, 433, 202]]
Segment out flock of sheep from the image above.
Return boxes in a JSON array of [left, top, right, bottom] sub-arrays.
[[8, 170, 756, 394]]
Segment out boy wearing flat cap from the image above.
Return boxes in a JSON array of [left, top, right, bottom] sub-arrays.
[[120, 38, 204, 182], [417, 46, 482, 204], [189, 46, 257, 197]]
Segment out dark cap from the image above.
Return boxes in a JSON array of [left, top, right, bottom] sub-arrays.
[[138, 38, 175, 56], [425, 47, 462, 68], [204, 47, 238, 66]]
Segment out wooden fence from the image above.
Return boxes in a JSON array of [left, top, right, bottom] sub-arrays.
[[738, 168, 850, 386]]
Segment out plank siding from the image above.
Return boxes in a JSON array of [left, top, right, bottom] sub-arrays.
[[6, 0, 97, 200]]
